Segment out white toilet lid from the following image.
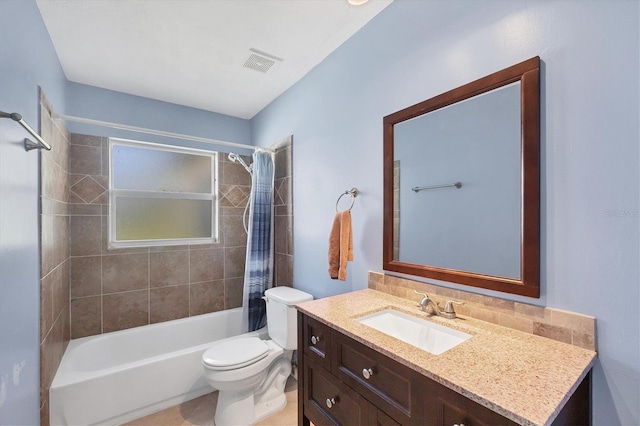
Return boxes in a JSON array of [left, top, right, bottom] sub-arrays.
[[202, 337, 270, 370]]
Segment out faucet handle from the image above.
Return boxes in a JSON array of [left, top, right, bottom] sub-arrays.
[[413, 290, 432, 311], [413, 290, 429, 304], [413, 290, 429, 298], [443, 300, 464, 314]]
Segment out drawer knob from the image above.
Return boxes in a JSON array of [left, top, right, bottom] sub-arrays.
[[453, 424, 466, 426], [311, 335, 321, 345], [326, 397, 337, 408], [362, 368, 374, 380]]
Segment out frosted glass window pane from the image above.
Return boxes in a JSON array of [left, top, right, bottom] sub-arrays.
[[113, 145, 212, 193], [115, 197, 212, 241]]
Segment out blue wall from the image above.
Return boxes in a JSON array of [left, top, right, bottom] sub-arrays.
[[66, 82, 252, 154], [252, 1, 639, 424], [0, 1, 67, 424]]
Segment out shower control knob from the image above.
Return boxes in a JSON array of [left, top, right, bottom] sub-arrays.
[[310, 335, 320, 345], [326, 397, 337, 408], [362, 368, 374, 380]]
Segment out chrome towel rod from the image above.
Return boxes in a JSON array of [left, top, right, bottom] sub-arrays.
[[0, 111, 52, 151], [412, 182, 462, 192]]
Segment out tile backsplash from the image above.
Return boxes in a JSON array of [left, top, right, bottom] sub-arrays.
[[368, 271, 596, 351]]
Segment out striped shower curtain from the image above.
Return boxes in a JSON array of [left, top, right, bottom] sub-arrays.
[[241, 150, 275, 332]]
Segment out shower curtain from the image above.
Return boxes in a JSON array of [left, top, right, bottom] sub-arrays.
[[241, 150, 275, 332]]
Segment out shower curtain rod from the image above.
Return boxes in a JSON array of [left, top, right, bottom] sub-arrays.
[[0, 111, 52, 151], [52, 113, 273, 153]]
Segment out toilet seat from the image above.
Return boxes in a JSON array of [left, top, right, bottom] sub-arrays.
[[202, 337, 270, 371]]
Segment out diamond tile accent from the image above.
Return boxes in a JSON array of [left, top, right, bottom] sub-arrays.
[[70, 176, 106, 203], [274, 181, 284, 205], [224, 186, 250, 207], [274, 178, 287, 205]]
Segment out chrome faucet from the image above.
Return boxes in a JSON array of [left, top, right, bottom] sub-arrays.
[[413, 290, 464, 319]]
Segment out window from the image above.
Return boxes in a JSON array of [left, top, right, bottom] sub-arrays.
[[109, 138, 218, 248]]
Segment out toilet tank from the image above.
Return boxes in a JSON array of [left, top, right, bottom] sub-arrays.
[[264, 287, 313, 350]]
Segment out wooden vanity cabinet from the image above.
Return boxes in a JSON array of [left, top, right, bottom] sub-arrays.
[[304, 355, 376, 425], [299, 312, 427, 426], [332, 331, 430, 425], [297, 312, 591, 426], [431, 371, 591, 426], [302, 314, 331, 369], [434, 384, 519, 426]]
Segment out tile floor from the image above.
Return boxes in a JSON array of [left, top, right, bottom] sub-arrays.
[[123, 377, 298, 426]]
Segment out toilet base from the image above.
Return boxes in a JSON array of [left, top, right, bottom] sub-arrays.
[[213, 387, 287, 426], [255, 393, 287, 424], [212, 356, 292, 426]]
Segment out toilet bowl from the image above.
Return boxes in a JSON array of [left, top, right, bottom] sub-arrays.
[[201, 287, 313, 426]]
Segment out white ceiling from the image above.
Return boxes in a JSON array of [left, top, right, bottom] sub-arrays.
[[36, 0, 393, 119]]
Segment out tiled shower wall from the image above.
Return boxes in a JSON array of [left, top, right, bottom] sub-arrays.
[[39, 92, 70, 426], [68, 134, 252, 338], [38, 120, 293, 421], [274, 136, 293, 287]]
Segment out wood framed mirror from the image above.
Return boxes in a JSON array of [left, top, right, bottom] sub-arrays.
[[383, 57, 540, 297]]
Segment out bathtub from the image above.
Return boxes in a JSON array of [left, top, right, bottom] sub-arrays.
[[50, 308, 267, 425]]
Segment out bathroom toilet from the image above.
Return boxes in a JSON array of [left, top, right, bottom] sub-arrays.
[[201, 286, 313, 426]]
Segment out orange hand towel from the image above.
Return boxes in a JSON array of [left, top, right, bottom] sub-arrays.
[[328, 210, 353, 281]]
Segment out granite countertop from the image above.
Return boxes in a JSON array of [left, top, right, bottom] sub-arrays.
[[296, 289, 596, 426]]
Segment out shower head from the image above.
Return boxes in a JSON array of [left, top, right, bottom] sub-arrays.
[[228, 152, 253, 174]]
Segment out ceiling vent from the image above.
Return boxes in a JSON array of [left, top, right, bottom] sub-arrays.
[[243, 48, 283, 74]]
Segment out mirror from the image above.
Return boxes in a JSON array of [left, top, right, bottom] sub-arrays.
[[383, 57, 540, 297]]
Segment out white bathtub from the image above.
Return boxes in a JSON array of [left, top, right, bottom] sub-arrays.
[[50, 308, 267, 425]]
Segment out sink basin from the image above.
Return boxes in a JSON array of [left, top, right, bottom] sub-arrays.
[[356, 309, 471, 355]]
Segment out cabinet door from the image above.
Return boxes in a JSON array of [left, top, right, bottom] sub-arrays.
[[377, 409, 402, 426], [551, 371, 591, 426], [302, 313, 332, 369], [434, 385, 518, 426], [303, 355, 374, 426], [332, 331, 426, 425]]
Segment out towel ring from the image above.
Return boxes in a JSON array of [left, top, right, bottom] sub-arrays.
[[336, 188, 358, 212]]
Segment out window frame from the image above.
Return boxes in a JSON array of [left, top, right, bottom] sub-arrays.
[[108, 137, 219, 248]]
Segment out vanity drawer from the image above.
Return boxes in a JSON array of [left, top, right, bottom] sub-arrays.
[[303, 355, 374, 426], [302, 314, 332, 369], [332, 332, 425, 425]]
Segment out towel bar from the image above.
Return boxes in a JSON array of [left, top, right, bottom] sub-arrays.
[[412, 182, 462, 192], [336, 188, 358, 212]]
